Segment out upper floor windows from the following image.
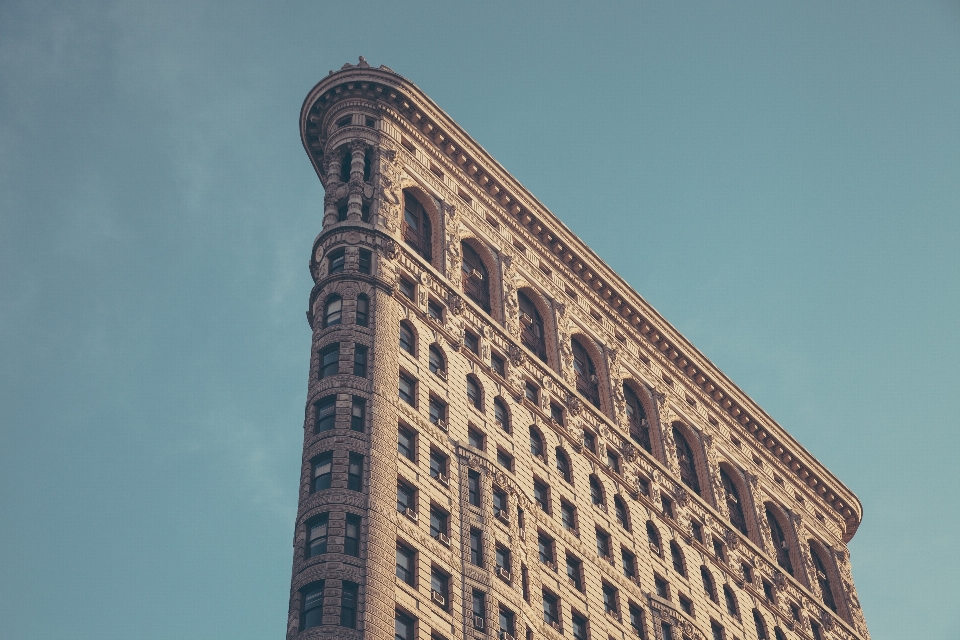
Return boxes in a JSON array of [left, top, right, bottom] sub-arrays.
[[323, 295, 342, 328], [672, 426, 701, 495], [589, 475, 605, 506], [518, 291, 547, 362], [461, 241, 491, 312], [494, 398, 510, 433], [555, 448, 572, 483], [306, 513, 328, 558], [318, 343, 340, 379], [766, 505, 794, 576], [355, 294, 369, 326], [301, 582, 325, 630], [809, 542, 838, 613], [314, 396, 336, 433], [399, 322, 416, 356], [428, 345, 446, 378], [529, 427, 545, 461], [402, 192, 432, 263], [328, 248, 346, 274], [312, 451, 333, 492], [624, 383, 652, 453], [466, 375, 483, 411], [614, 495, 630, 531], [571, 337, 601, 408], [720, 467, 750, 537]]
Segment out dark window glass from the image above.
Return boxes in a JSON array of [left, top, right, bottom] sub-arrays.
[[464, 330, 479, 354], [398, 372, 416, 406], [767, 506, 794, 575], [521, 564, 530, 602], [647, 521, 662, 555], [742, 562, 754, 584], [494, 399, 510, 432], [571, 338, 600, 408], [397, 482, 415, 513], [602, 583, 619, 614], [615, 496, 630, 530], [429, 396, 446, 427], [607, 451, 621, 474], [328, 248, 346, 274], [399, 322, 415, 355], [398, 277, 415, 300], [533, 479, 549, 512], [340, 581, 358, 628], [470, 528, 483, 566], [344, 514, 360, 557], [315, 396, 337, 433], [701, 566, 717, 602], [542, 591, 559, 625], [307, 513, 329, 557], [339, 147, 352, 178], [363, 149, 372, 180], [497, 449, 514, 472], [518, 291, 547, 361], [429, 449, 448, 479], [762, 579, 775, 602], [493, 488, 508, 518], [429, 345, 445, 376], [468, 470, 481, 506], [302, 582, 325, 630], [661, 622, 674, 640], [624, 384, 652, 453], [491, 352, 506, 376], [773, 628, 786, 640], [596, 529, 611, 558], [724, 586, 739, 617], [712, 621, 726, 640], [348, 453, 363, 491], [350, 397, 365, 432], [622, 548, 637, 579], [590, 476, 604, 506], [556, 449, 572, 482], [396, 542, 416, 584], [402, 193, 432, 262], [466, 376, 482, 410], [810, 543, 838, 612], [496, 546, 512, 572], [358, 249, 371, 274], [679, 595, 693, 616], [499, 606, 516, 636], [566, 554, 583, 591], [713, 538, 726, 561], [472, 590, 486, 625], [691, 520, 704, 543], [395, 610, 415, 640], [312, 452, 333, 492], [672, 426, 701, 495], [529, 427, 544, 459], [324, 295, 342, 327], [318, 344, 340, 379], [671, 542, 686, 576], [427, 299, 444, 321], [468, 427, 485, 450], [810, 621, 823, 640], [571, 613, 588, 640], [638, 475, 650, 496], [398, 425, 416, 461], [355, 294, 369, 326], [583, 430, 596, 453], [560, 501, 577, 532], [753, 610, 769, 640], [629, 605, 647, 639], [538, 532, 554, 563], [654, 575, 669, 599], [430, 507, 448, 539], [431, 569, 449, 607], [551, 403, 564, 424], [353, 344, 368, 377], [461, 242, 491, 311], [524, 381, 539, 404], [338, 201, 348, 222], [661, 496, 674, 519], [720, 468, 750, 536]]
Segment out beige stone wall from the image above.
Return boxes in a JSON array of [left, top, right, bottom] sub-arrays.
[[287, 61, 869, 640]]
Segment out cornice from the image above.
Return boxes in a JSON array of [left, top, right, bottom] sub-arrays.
[[299, 61, 862, 542]]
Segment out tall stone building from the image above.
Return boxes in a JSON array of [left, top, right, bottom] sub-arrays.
[[287, 58, 870, 640]]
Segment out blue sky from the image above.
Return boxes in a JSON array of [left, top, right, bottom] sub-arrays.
[[1, 1, 957, 638]]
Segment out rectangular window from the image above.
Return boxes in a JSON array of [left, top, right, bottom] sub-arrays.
[[344, 513, 361, 557], [537, 532, 555, 564], [430, 506, 448, 539], [496, 546, 512, 572], [491, 352, 506, 376], [499, 606, 516, 636], [398, 372, 416, 406], [353, 344, 368, 377], [328, 248, 345, 273], [542, 590, 559, 626], [596, 529, 611, 558], [524, 381, 539, 404], [358, 249, 372, 274], [301, 582, 325, 630], [637, 475, 650, 496], [340, 581, 358, 628], [571, 612, 588, 640], [314, 396, 337, 432], [429, 395, 447, 427], [521, 564, 529, 602], [468, 426, 485, 450], [533, 479, 550, 512], [603, 582, 619, 615], [396, 542, 416, 585], [398, 425, 416, 461], [427, 299, 444, 321], [629, 604, 647, 639], [497, 449, 514, 472], [712, 538, 725, 561], [399, 277, 416, 300], [464, 330, 479, 354], [429, 449, 448, 480], [472, 590, 486, 627], [710, 621, 725, 640], [661, 623, 674, 640], [350, 397, 365, 431], [470, 528, 483, 566], [355, 295, 369, 326], [654, 575, 669, 600], [622, 548, 637, 579], [397, 481, 416, 514], [561, 501, 577, 533], [312, 451, 333, 492], [691, 520, 703, 543], [566, 554, 583, 591], [318, 343, 340, 379], [468, 470, 481, 506], [493, 488, 508, 519], [431, 568, 449, 608], [661, 496, 674, 519], [395, 610, 416, 640], [582, 430, 596, 453], [679, 594, 693, 616], [550, 403, 565, 424], [307, 513, 329, 557], [348, 453, 363, 491], [607, 451, 621, 474]]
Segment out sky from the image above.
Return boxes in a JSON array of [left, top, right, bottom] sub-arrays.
[[0, 1, 957, 639]]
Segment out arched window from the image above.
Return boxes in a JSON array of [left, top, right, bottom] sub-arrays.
[[809, 542, 838, 613], [461, 242, 491, 312], [466, 375, 483, 411], [753, 610, 769, 640], [402, 192, 432, 263], [323, 295, 342, 328], [572, 338, 601, 408], [720, 467, 750, 536], [766, 506, 794, 576], [670, 542, 686, 577], [555, 448, 572, 483], [624, 384, 652, 453], [646, 521, 662, 556], [399, 322, 416, 356], [337, 200, 348, 222], [614, 496, 630, 531], [774, 628, 787, 640], [428, 345, 445, 377], [672, 426, 701, 495], [723, 585, 739, 617], [589, 476, 605, 506], [355, 294, 369, 327], [529, 426, 544, 460], [494, 398, 510, 433], [518, 291, 547, 361], [701, 566, 717, 601]]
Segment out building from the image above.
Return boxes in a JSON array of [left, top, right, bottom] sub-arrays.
[[287, 57, 870, 640]]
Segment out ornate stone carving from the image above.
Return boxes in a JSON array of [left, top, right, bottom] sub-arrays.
[[449, 293, 465, 315], [507, 343, 525, 366], [566, 395, 583, 417], [379, 239, 399, 260]]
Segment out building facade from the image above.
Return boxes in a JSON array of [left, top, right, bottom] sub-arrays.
[[287, 58, 870, 640]]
